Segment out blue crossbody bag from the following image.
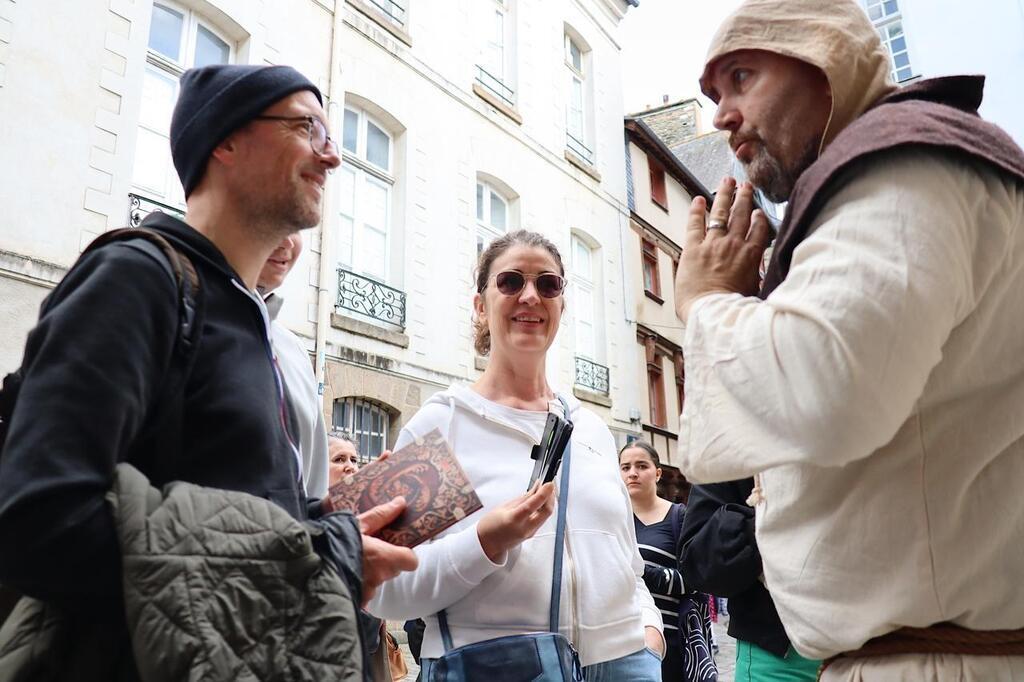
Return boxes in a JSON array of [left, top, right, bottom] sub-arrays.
[[420, 396, 583, 682]]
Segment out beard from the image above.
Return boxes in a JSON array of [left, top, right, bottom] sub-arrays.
[[740, 135, 820, 204], [737, 124, 823, 202], [244, 176, 322, 239]]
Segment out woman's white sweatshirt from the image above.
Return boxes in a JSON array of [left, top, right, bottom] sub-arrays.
[[366, 384, 662, 667]]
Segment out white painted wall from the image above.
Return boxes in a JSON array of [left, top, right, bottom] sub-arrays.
[[0, 0, 336, 372], [332, 0, 640, 431], [0, 0, 643, 435]]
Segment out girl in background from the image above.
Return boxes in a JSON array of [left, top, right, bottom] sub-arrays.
[[621, 441, 717, 681]]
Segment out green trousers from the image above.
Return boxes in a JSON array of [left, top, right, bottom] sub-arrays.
[[734, 639, 821, 681]]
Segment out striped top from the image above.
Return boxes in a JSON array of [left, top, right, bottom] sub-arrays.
[[634, 508, 684, 632]]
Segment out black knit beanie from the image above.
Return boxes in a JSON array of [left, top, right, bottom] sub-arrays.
[[170, 64, 322, 198]]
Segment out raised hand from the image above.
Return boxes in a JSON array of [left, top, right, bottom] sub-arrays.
[[675, 176, 771, 321]]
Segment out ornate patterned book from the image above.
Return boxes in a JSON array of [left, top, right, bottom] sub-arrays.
[[325, 428, 482, 547]]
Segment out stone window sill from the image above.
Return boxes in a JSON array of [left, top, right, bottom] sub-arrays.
[[347, 0, 413, 47], [472, 84, 523, 125], [564, 150, 602, 182], [331, 312, 409, 348], [573, 385, 612, 408]]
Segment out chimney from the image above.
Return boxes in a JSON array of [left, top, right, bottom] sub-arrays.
[[662, 94, 669, 104]]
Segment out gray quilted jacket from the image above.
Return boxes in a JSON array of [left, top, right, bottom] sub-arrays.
[[0, 464, 363, 681]]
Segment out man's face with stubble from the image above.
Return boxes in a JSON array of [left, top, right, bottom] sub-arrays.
[[705, 50, 832, 203]]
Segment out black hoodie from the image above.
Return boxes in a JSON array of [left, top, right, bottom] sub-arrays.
[[0, 212, 309, 613], [678, 479, 791, 657]]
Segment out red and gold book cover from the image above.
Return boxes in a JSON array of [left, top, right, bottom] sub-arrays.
[[326, 428, 482, 547]]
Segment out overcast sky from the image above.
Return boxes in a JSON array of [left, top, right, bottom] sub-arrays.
[[617, 0, 1024, 144], [618, 1, 742, 130]]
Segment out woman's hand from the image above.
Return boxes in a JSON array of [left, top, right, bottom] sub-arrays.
[[477, 482, 557, 562], [644, 625, 666, 658]]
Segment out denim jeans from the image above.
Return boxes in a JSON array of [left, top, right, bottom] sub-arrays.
[[582, 647, 662, 682], [419, 645, 661, 681]]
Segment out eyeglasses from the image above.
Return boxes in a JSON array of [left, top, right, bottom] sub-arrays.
[[490, 271, 566, 298], [251, 115, 338, 157]]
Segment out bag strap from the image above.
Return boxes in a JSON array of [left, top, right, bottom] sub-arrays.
[[84, 227, 205, 482], [84, 227, 202, 352], [0, 225, 204, 622], [669, 502, 683, 547], [0, 227, 203, 465], [437, 394, 574, 651], [548, 394, 572, 633]]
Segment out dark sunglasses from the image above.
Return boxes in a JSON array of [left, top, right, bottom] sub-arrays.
[[490, 270, 566, 298]]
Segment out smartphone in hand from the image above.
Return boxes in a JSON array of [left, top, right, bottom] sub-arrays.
[[528, 412, 574, 490]]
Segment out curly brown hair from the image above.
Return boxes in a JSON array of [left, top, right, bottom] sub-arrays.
[[473, 230, 565, 356]]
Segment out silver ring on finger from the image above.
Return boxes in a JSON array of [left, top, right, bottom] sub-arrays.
[[706, 221, 727, 231]]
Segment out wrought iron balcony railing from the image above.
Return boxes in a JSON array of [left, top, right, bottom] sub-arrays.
[[475, 65, 516, 108], [368, 0, 406, 26], [575, 355, 609, 396], [128, 193, 184, 227], [566, 133, 594, 166], [336, 267, 407, 329]]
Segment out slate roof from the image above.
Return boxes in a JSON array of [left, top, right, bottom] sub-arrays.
[[671, 130, 740, 192], [671, 131, 785, 224]]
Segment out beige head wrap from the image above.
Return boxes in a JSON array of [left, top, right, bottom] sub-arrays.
[[699, 0, 897, 151]]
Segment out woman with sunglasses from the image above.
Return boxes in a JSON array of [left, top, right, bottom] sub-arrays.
[[368, 230, 664, 680]]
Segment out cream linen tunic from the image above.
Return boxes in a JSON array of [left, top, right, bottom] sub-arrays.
[[677, 148, 1024, 678]]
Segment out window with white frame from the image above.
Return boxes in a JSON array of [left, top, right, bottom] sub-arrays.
[[863, 0, 914, 83], [476, 180, 509, 257], [877, 21, 914, 82], [571, 235, 596, 359], [332, 397, 390, 460], [865, 0, 899, 22], [339, 106, 395, 283], [564, 32, 591, 164], [366, 0, 407, 27], [475, 0, 515, 106], [133, 2, 232, 205]]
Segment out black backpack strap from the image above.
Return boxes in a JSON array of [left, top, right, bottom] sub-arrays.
[[1, 228, 203, 458], [0, 225, 205, 623], [82, 228, 205, 481], [0, 371, 21, 454], [670, 501, 684, 546], [83, 228, 202, 353]]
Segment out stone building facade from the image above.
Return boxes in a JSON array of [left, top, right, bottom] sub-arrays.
[[0, 0, 644, 459], [622, 114, 710, 501]]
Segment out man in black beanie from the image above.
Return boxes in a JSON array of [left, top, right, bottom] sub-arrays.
[[0, 64, 416, 679]]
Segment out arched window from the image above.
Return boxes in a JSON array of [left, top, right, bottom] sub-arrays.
[[132, 2, 233, 206], [332, 397, 391, 460], [476, 177, 517, 257], [338, 105, 396, 283]]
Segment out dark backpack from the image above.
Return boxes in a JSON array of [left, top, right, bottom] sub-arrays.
[[0, 227, 204, 627], [0, 226, 204, 466]]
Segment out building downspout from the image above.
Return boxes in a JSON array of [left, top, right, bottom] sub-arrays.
[[315, 0, 346, 398]]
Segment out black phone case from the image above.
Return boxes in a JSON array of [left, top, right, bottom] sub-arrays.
[[528, 413, 573, 489]]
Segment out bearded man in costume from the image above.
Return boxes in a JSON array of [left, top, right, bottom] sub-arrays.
[[672, 0, 1024, 679]]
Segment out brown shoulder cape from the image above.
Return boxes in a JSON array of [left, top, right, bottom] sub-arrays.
[[761, 75, 1024, 298]]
